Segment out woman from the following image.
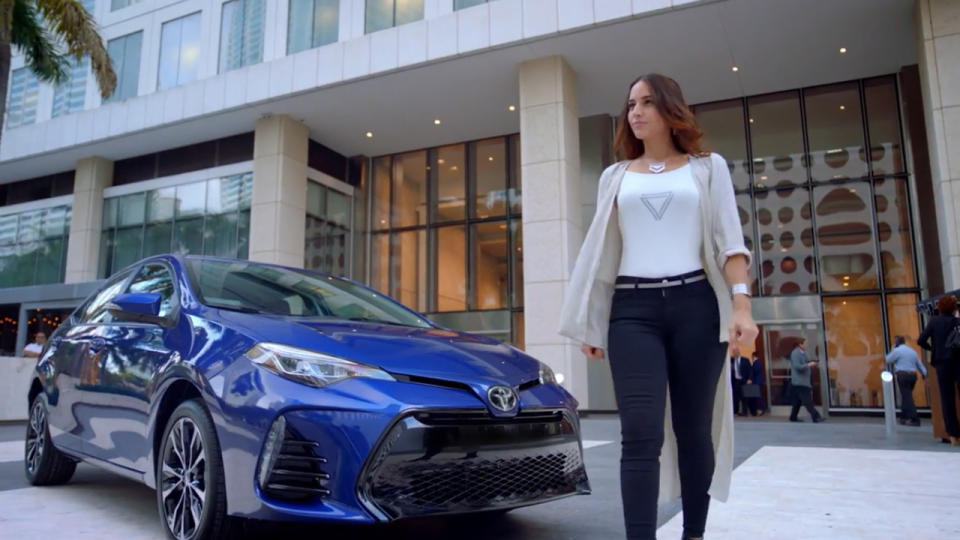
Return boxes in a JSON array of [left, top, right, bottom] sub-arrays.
[[918, 294, 960, 446], [559, 73, 758, 540]]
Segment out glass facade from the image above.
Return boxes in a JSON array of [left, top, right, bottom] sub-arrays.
[[105, 31, 143, 102], [52, 57, 90, 118], [288, 0, 339, 54], [158, 12, 202, 90], [368, 135, 523, 344], [0, 206, 71, 287], [694, 75, 921, 409], [219, 0, 266, 73], [305, 181, 351, 276], [6, 68, 39, 128], [365, 0, 423, 34], [99, 173, 252, 277]]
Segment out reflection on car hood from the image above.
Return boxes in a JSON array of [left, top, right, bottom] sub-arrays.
[[220, 312, 540, 387]]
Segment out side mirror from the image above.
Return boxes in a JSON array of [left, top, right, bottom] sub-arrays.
[[106, 292, 170, 326]]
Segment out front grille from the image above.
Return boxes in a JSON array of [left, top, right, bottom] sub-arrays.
[[360, 410, 589, 519], [263, 429, 331, 502]]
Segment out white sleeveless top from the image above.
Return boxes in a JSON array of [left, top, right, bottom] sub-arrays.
[[616, 164, 704, 278]]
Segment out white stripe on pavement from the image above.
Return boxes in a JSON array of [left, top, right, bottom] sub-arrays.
[[582, 440, 613, 450], [0, 440, 23, 463]]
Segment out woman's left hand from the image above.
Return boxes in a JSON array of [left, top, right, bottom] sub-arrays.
[[729, 298, 759, 346]]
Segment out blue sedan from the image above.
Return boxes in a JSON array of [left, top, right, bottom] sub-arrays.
[[25, 255, 590, 540]]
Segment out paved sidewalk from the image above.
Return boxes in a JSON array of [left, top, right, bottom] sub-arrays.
[[0, 416, 957, 539]]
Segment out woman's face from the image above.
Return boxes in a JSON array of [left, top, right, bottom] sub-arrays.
[[627, 80, 669, 141]]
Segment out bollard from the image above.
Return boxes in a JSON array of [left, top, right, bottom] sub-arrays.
[[881, 370, 896, 438]]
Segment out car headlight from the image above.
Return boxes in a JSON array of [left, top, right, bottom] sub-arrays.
[[539, 362, 564, 385], [245, 343, 394, 388]]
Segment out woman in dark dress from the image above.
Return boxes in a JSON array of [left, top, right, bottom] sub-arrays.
[[918, 294, 960, 446]]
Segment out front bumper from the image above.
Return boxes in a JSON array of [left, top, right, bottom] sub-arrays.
[[210, 370, 587, 523]]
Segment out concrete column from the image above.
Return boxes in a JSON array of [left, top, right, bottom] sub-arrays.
[[64, 157, 113, 283], [518, 56, 587, 404], [250, 114, 309, 267], [917, 0, 960, 289]]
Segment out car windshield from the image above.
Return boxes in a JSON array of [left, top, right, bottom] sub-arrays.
[[186, 259, 432, 328]]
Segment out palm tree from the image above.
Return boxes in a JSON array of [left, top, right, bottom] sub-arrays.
[[0, 0, 116, 142]]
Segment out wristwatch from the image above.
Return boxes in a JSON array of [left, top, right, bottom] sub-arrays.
[[731, 283, 751, 297]]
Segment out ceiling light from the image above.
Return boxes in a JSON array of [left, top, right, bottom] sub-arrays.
[[840, 47, 847, 54], [760, 175, 767, 181], [749, 118, 754, 124], [451, 165, 459, 171], [433, 119, 441, 125], [488, 156, 494, 162], [732, 66, 739, 72], [849, 188, 856, 193], [499, 224, 507, 230], [365, 131, 373, 138], [438, 158, 445, 164], [840, 105, 846, 111], [843, 301, 847, 305], [508, 105, 516, 112]]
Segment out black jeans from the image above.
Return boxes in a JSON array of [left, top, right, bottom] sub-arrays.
[[896, 371, 919, 421], [789, 385, 820, 421], [935, 362, 960, 437], [607, 279, 726, 540]]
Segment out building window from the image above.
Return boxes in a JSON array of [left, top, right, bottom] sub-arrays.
[[52, 57, 89, 117], [365, 0, 423, 34], [105, 31, 143, 102], [219, 0, 266, 73], [111, 0, 143, 10], [99, 173, 252, 277], [305, 181, 351, 277], [288, 0, 339, 54], [6, 68, 39, 128], [0, 206, 71, 288], [454, 0, 488, 10], [158, 12, 202, 90], [368, 135, 523, 344]]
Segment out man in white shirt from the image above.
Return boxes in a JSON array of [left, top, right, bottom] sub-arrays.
[[23, 331, 46, 358]]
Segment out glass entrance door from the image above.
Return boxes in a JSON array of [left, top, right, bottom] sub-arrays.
[[757, 322, 826, 415]]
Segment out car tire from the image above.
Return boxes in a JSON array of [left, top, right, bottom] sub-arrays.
[[24, 395, 77, 485], [156, 399, 237, 540]]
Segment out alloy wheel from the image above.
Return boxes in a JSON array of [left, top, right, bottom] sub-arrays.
[[160, 418, 207, 540], [25, 401, 46, 475]]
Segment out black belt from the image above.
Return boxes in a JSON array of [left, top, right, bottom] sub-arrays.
[[615, 270, 706, 289]]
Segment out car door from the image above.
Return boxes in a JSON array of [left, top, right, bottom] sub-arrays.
[[42, 269, 134, 456], [84, 262, 185, 472]]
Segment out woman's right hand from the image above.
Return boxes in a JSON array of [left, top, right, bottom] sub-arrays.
[[581, 344, 605, 361]]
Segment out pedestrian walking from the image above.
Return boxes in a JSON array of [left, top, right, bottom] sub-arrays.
[[885, 336, 926, 426], [918, 294, 960, 445], [559, 73, 757, 540], [788, 338, 823, 423]]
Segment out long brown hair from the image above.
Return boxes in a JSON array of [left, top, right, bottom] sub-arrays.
[[614, 73, 705, 160]]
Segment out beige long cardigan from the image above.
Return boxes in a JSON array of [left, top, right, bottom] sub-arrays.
[[558, 152, 751, 503]]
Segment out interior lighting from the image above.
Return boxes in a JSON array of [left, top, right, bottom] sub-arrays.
[[433, 119, 441, 125], [365, 131, 373, 138]]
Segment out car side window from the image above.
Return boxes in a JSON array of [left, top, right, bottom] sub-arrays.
[[126, 264, 176, 318], [81, 270, 134, 324]]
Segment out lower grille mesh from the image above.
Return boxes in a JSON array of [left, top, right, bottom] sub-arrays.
[[362, 410, 589, 519]]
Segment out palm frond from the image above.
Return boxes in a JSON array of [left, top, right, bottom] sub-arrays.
[[11, 0, 68, 84], [35, 0, 116, 98]]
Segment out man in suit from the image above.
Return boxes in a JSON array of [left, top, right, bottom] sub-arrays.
[[789, 338, 824, 423], [730, 347, 751, 416]]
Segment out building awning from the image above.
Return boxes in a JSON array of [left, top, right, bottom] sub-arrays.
[[917, 290, 960, 316]]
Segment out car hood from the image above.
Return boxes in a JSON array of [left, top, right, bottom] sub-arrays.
[[222, 313, 541, 388]]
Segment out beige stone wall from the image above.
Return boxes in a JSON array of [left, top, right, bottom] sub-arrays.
[[64, 157, 113, 283], [250, 115, 309, 267], [518, 56, 587, 403], [917, 0, 960, 289]]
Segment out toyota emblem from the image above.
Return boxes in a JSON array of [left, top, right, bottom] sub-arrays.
[[487, 385, 518, 412]]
